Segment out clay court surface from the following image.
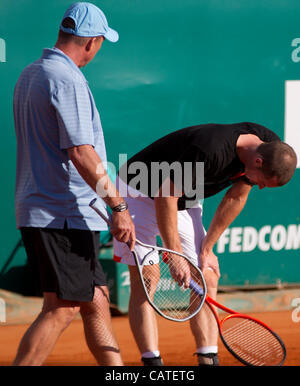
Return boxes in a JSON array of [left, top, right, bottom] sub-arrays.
[[0, 309, 299, 366]]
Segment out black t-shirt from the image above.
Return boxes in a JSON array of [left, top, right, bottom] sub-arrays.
[[119, 122, 280, 210]]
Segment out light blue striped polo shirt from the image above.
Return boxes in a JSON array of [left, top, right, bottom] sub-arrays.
[[14, 47, 108, 231]]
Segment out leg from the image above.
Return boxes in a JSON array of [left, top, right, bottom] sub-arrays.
[[80, 286, 123, 366], [13, 292, 80, 366], [128, 266, 162, 365], [177, 208, 220, 365], [112, 189, 163, 365], [189, 269, 220, 364]]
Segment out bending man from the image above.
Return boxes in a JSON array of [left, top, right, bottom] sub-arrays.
[[113, 122, 297, 366]]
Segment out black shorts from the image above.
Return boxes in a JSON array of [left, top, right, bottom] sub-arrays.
[[20, 225, 106, 302]]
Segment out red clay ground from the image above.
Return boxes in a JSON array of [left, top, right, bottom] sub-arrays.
[[0, 310, 299, 366]]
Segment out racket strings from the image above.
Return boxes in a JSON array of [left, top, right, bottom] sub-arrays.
[[221, 317, 285, 366], [141, 251, 205, 321]]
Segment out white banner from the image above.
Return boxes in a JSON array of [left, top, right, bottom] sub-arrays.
[[285, 80, 300, 168]]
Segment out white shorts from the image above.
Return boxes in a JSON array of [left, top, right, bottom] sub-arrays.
[[113, 178, 206, 267]]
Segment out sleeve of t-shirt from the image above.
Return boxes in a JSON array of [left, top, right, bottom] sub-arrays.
[[247, 122, 281, 143], [51, 83, 94, 149], [265, 130, 281, 142]]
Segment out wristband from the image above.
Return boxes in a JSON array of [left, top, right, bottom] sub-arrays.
[[111, 201, 128, 212]]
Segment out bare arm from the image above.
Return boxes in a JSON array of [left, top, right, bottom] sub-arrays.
[[154, 195, 182, 252], [154, 182, 191, 287], [201, 180, 252, 275], [68, 144, 135, 249]]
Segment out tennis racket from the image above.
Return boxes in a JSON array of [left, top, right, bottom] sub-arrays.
[[89, 198, 207, 322], [204, 295, 286, 366]]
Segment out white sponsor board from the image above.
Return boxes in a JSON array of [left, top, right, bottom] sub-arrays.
[[285, 80, 300, 168], [0, 298, 6, 323], [0, 38, 6, 62], [217, 224, 300, 253]]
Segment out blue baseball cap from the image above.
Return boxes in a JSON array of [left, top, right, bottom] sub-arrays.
[[60, 2, 119, 42]]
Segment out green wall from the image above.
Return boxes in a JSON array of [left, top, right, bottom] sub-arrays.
[[0, 0, 299, 288]]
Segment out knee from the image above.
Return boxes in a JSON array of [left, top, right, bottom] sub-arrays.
[[80, 286, 111, 318], [129, 268, 157, 302], [128, 273, 148, 305], [42, 305, 80, 330], [203, 269, 219, 298]]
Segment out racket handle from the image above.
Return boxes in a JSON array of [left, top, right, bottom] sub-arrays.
[[90, 198, 134, 250], [91, 199, 205, 299], [89, 198, 112, 225], [189, 279, 204, 296]]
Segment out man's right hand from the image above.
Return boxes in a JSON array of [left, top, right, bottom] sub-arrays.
[[111, 210, 136, 250], [168, 253, 191, 288]]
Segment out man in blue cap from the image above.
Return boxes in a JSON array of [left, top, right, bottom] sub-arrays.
[[13, 2, 135, 366]]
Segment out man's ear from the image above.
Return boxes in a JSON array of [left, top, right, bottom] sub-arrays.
[[85, 37, 96, 52], [255, 157, 263, 168]]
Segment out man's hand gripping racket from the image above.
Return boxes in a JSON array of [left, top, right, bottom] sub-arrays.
[[90, 198, 286, 366], [89, 198, 207, 323]]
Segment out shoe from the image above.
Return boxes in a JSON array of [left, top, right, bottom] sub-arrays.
[[142, 356, 164, 366], [196, 353, 219, 366]]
